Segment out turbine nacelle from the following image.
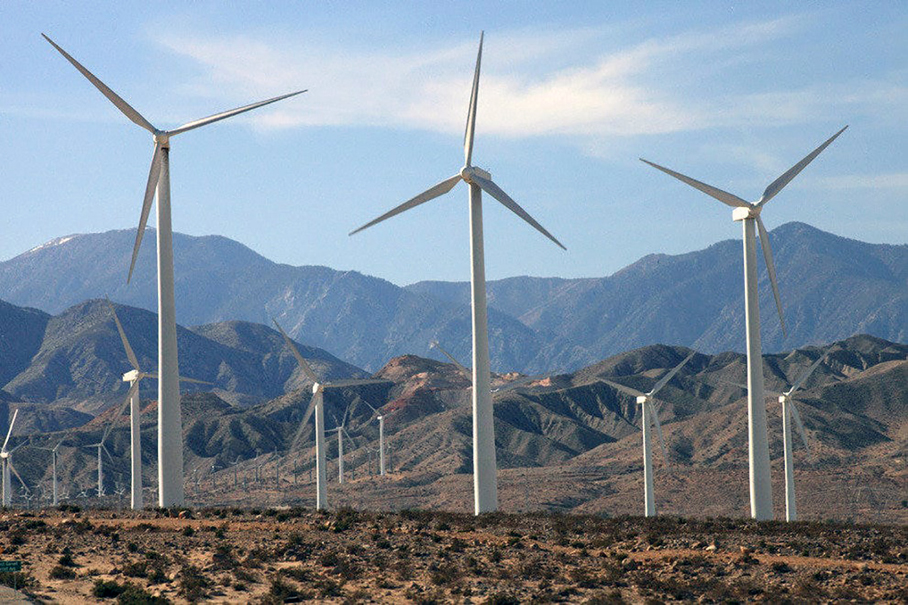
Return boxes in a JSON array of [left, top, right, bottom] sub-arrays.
[[460, 166, 491, 184], [732, 205, 762, 221], [636, 395, 648, 405], [312, 382, 323, 395], [122, 369, 140, 383]]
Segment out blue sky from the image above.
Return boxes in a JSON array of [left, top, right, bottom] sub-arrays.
[[2, 2, 906, 286]]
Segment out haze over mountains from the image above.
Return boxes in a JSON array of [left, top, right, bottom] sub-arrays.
[[1, 222, 906, 373]]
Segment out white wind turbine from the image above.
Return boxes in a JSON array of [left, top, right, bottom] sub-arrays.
[[45, 34, 305, 507], [85, 432, 114, 498], [36, 439, 66, 507], [766, 350, 829, 522], [352, 33, 565, 514], [641, 127, 846, 520], [106, 299, 210, 509], [1, 410, 29, 507], [273, 319, 385, 509], [603, 351, 696, 517], [355, 398, 388, 476]]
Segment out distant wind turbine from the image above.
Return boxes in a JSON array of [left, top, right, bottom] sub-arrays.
[[36, 439, 66, 507], [765, 350, 830, 522], [354, 398, 388, 476], [604, 351, 696, 517], [352, 33, 565, 514], [273, 319, 386, 509], [1, 410, 29, 507], [45, 34, 305, 507], [640, 127, 846, 520], [106, 299, 210, 509]]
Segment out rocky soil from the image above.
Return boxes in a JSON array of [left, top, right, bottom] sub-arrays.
[[0, 507, 905, 603]]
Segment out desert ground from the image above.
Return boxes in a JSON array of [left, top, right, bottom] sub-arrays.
[[0, 505, 905, 604]]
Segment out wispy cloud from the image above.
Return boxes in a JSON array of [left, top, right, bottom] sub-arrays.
[[151, 15, 903, 144], [811, 172, 908, 191]]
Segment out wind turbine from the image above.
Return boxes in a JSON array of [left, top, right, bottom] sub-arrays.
[[45, 34, 305, 508], [273, 319, 386, 509], [36, 439, 66, 507], [1, 410, 29, 507], [766, 350, 829, 522], [603, 351, 696, 517], [352, 33, 565, 514], [354, 398, 388, 476], [106, 299, 209, 510], [640, 127, 846, 520]]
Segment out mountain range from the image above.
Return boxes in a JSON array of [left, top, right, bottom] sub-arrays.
[[4, 330, 906, 521], [0, 222, 906, 375]]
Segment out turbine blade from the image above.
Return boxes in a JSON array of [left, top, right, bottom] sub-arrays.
[[471, 174, 566, 250], [649, 351, 696, 397], [178, 376, 213, 385], [324, 378, 390, 389], [128, 142, 163, 284], [430, 340, 471, 380], [640, 159, 750, 209], [757, 126, 848, 207], [102, 381, 138, 444], [789, 401, 811, 457], [272, 319, 320, 384], [165, 90, 307, 137], [8, 460, 27, 491], [105, 298, 140, 371], [9, 438, 29, 454], [2, 409, 18, 452], [756, 216, 786, 336], [349, 175, 461, 236], [290, 392, 319, 451], [602, 379, 646, 400], [464, 31, 483, 167], [341, 401, 355, 429], [788, 349, 829, 395], [648, 400, 669, 466], [42, 34, 157, 134], [102, 443, 115, 462]]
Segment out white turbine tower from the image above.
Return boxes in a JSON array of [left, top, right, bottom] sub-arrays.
[[85, 436, 113, 498], [351, 29, 567, 512], [766, 351, 829, 522], [36, 440, 66, 507], [1, 410, 29, 507], [106, 300, 209, 510], [45, 34, 305, 507], [603, 351, 695, 517], [641, 127, 846, 520], [273, 320, 385, 509], [355, 399, 388, 476]]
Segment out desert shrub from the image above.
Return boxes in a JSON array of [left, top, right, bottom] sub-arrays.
[[428, 562, 462, 586], [485, 593, 520, 605], [584, 590, 626, 604], [233, 568, 258, 585], [57, 552, 78, 567], [771, 561, 792, 573], [181, 526, 195, 537], [93, 579, 129, 598], [116, 584, 170, 605], [178, 565, 211, 602], [49, 565, 77, 580], [258, 575, 312, 604]]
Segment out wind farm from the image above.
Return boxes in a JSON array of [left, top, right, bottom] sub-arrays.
[[1, 4, 907, 602]]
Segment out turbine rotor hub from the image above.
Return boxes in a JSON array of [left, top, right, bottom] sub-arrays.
[[460, 166, 491, 184], [153, 132, 170, 147]]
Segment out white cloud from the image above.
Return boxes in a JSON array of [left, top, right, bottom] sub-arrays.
[[151, 15, 904, 144], [811, 172, 908, 191]]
